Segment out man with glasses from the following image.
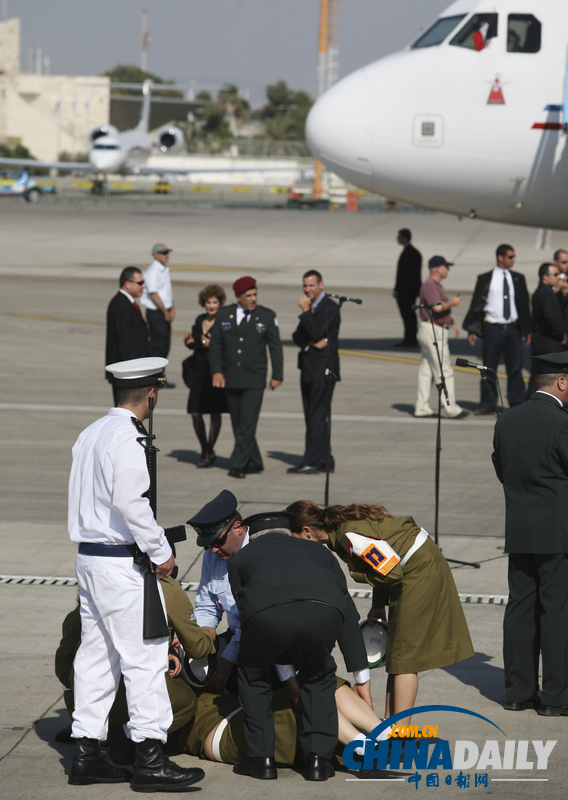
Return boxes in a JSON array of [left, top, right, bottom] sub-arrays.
[[105, 267, 149, 405], [527, 262, 567, 397], [188, 490, 249, 695], [463, 244, 531, 414]]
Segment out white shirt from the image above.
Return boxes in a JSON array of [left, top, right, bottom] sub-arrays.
[[68, 407, 171, 564], [194, 532, 250, 664], [141, 259, 173, 311], [119, 288, 135, 304], [235, 303, 250, 326], [484, 267, 518, 324], [535, 390, 563, 407]]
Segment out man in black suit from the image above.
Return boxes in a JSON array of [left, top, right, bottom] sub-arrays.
[[228, 511, 370, 782], [527, 262, 566, 396], [463, 244, 531, 414], [393, 228, 422, 347], [105, 267, 149, 405], [492, 352, 568, 716], [289, 270, 340, 474]]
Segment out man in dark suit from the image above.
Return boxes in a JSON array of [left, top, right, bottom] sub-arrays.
[[228, 511, 370, 781], [209, 276, 283, 479], [463, 244, 531, 414], [492, 352, 568, 716], [527, 262, 566, 396], [393, 228, 422, 347], [289, 270, 340, 474], [105, 267, 149, 405]]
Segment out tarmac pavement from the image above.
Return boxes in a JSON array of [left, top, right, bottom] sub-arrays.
[[0, 202, 565, 797]]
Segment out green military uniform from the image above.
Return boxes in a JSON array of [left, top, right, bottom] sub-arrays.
[[329, 516, 474, 674], [493, 390, 568, 708], [55, 579, 215, 733], [168, 678, 349, 767], [209, 303, 283, 472]]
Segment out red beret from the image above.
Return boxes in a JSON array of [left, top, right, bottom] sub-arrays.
[[233, 276, 256, 295]]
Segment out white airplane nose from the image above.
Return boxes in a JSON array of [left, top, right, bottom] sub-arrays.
[[306, 68, 373, 190]]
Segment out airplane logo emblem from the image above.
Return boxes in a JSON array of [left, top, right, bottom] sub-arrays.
[[487, 77, 505, 105]]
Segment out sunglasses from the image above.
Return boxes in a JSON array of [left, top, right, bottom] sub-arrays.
[[204, 520, 234, 551], [129, 279, 145, 285]]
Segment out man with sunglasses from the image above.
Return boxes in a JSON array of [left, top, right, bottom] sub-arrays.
[[105, 267, 149, 405], [527, 262, 567, 397], [188, 490, 249, 695]]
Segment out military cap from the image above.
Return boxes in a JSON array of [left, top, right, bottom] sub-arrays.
[[532, 352, 568, 374], [232, 275, 256, 295], [187, 490, 238, 548], [243, 510, 295, 539], [105, 357, 168, 388]]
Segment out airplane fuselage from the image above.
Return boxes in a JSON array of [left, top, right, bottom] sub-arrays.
[[89, 131, 153, 174], [306, 0, 568, 230]]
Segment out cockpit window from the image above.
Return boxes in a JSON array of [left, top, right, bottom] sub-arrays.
[[507, 14, 541, 53], [94, 144, 120, 150], [450, 13, 498, 50], [411, 15, 466, 48]]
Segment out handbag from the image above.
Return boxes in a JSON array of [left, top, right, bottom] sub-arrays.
[[182, 354, 196, 388]]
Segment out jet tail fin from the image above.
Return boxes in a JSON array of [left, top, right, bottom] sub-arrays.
[[136, 79, 152, 133]]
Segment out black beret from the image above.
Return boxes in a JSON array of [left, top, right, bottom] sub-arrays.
[[187, 490, 238, 548], [243, 511, 295, 538], [532, 352, 568, 374]]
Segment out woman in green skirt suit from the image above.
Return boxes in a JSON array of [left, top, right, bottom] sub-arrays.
[[286, 501, 474, 727]]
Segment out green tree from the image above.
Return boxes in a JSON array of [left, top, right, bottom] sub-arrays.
[[257, 80, 313, 140], [102, 64, 183, 98]]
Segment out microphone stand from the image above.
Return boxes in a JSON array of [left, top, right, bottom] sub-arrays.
[[426, 307, 480, 569]]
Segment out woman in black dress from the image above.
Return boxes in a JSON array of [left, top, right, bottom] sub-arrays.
[[184, 285, 228, 467]]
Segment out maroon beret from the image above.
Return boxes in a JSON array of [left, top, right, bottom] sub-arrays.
[[233, 276, 256, 295]]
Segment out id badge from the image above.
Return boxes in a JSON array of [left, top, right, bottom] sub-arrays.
[[345, 532, 400, 576]]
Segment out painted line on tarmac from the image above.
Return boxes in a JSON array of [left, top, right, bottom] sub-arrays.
[[0, 576, 508, 605], [0, 402, 496, 425], [339, 349, 508, 379]]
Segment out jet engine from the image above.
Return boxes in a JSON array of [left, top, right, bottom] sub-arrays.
[[90, 125, 119, 143], [156, 126, 184, 153]]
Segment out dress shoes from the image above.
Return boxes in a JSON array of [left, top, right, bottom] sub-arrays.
[[536, 705, 562, 717], [287, 464, 320, 474], [68, 737, 132, 785], [233, 756, 278, 780], [245, 465, 264, 474], [131, 739, 205, 792], [473, 406, 495, 416], [305, 753, 335, 781], [504, 698, 539, 712], [228, 468, 246, 479]]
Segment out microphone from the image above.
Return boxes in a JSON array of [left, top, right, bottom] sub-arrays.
[[411, 301, 440, 310], [455, 358, 495, 372], [328, 293, 363, 305]]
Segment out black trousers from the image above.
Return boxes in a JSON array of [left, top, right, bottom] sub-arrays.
[[480, 324, 525, 409], [396, 294, 418, 344], [503, 552, 568, 707], [225, 387, 264, 471], [300, 379, 335, 468], [238, 601, 342, 760], [146, 308, 171, 358]]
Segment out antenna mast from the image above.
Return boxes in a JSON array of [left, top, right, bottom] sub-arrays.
[[314, 0, 340, 197], [140, 0, 151, 76]]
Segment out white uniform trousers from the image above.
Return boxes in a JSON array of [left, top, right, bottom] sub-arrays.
[[415, 320, 464, 418], [72, 554, 172, 743]]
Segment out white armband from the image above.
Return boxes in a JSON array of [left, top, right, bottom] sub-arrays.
[[354, 668, 371, 685]]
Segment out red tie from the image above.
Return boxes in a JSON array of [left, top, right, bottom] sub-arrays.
[[133, 301, 142, 316]]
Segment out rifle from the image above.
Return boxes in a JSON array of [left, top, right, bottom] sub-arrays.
[[132, 397, 187, 639]]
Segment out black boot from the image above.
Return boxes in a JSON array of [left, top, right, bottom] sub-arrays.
[[305, 753, 335, 781], [107, 725, 136, 765], [233, 756, 277, 780], [68, 737, 132, 785], [131, 739, 205, 793]]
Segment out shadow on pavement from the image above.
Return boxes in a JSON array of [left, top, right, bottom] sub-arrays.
[[167, 449, 231, 470], [267, 451, 302, 467], [441, 652, 504, 705]]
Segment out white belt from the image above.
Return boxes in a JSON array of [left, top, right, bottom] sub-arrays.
[[211, 707, 242, 762], [399, 529, 430, 568]]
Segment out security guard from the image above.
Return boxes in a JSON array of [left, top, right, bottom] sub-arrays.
[[228, 511, 370, 782], [188, 490, 249, 694], [209, 276, 283, 478]]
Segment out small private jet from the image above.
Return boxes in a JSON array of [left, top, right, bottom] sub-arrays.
[[306, 0, 568, 230]]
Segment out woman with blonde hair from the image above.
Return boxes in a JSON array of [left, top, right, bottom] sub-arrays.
[[184, 284, 228, 467], [286, 501, 474, 728]]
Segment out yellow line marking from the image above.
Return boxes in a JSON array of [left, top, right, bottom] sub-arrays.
[[0, 310, 105, 326], [339, 348, 508, 379]]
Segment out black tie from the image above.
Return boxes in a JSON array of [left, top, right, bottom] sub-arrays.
[[502, 273, 510, 321], [239, 314, 248, 326]]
